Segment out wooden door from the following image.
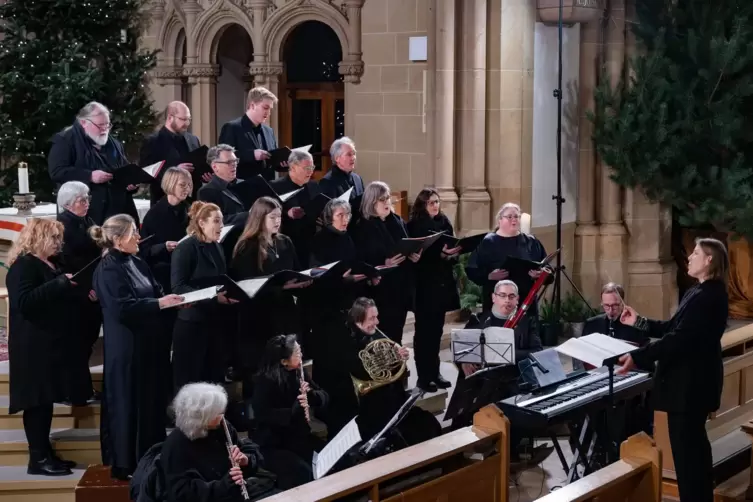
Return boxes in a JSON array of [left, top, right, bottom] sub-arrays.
[[280, 84, 344, 181]]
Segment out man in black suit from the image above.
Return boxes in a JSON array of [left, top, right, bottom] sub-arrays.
[[196, 144, 248, 226], [582, 282, 648, 346], [319, 136, 365, 199], [139, 101, 203, 205], [48, 101, 140, 225], [218, 86, 284, 181]]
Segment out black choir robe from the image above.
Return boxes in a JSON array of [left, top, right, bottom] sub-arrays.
[[269, 177, 321, 268], [7, 254, 76, 414], [218, 115, 280, 181], [351, 213, 415, 343], [317, 167, 365, 228], [465, 232, 547, 312], [48, 121, 139, 225], [197, 176, 249, 226], [582, 313, 648, 346], [139, 197, 190, 293], [93, 249, 172, 474], [57, 209, 102, 403], [162, 423, 277, 502], [229, 235, 301, 377], [138, 126, 201, 205]]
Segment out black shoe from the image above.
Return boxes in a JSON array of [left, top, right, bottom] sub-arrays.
[[417, 380, 438, 393], [434, 375, 452, 389], [50, 452, 76, 469], [110, 466, 132, 481], [27, 457, 72, 476]]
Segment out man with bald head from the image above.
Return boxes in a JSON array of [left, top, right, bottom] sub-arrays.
[[139, 101, 202, 205]]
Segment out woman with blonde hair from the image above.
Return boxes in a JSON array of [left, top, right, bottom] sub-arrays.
[[91, 214, 184, 480], [230, 196, 310, 397], [7, 219, 78, 476], [171, 201, 236, 392]]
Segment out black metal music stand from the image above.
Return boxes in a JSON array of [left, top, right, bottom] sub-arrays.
[[359, 390, 424, 456]]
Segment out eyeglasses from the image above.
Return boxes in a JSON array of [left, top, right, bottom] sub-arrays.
[[333, 212, 351, 219], [428, 199, 440, 206], [75, 196, 92, 204], [377, 196, 391, 203], [501, 214, 520, 221], [172, 115, 191, 122], [602, 303, 622, 310], [494, 293, 518, 300], [216, 159, 239, 166], [86, 119, 111, 131]]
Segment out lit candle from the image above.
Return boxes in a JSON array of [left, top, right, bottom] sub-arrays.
[[18, 162, 29, 194]]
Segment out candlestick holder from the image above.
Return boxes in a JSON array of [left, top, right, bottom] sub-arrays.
[[13, 192, 36, 215]]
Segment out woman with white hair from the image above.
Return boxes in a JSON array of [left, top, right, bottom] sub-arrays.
[[56, 181, 101, 405], [161, 382, 278, 501]]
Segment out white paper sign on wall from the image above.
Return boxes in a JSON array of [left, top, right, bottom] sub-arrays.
[[409, 36, 427, 62]]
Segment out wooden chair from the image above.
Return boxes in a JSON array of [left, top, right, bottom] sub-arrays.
[[534, 432, 661, 502]]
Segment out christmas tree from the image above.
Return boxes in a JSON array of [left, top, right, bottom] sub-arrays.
[[590, 0, 753, 238], [0, 0, 158, 204]]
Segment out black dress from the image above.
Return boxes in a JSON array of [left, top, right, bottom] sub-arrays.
[[93, 249, 172, 475], [139, 197, 190, 293], [170, 236, 229, 391], [350, 213, 415, 343], [229, 235, 301, 389], [407, 213, 460, 384], [252, 370, 328, 489], [630, 279, 728, 502], [161, 423, 278, 502], [57, 209, 101, 403], [269, 177, 321, 268]]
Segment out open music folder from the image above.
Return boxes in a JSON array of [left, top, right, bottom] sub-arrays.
[[554, 333, 637, 368], [111, 160, 166, 187], [268, 144, 313, 170], [161, 286, 219, 309], [312, 417, 361, 480]]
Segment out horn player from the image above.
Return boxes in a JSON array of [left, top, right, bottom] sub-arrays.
[[340, 297, 442, 452]]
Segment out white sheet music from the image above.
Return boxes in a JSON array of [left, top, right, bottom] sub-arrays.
[[336, 187, 353, 202], [293, 144, 312, 153], [279, 187, 304, 203], [300, 261, 340, 277], [451, 327, 516, 365], [142, 161, 164, 177], [312, 417, 361, 480], [236, 277, 268, 298], [555, 333, 636, 367], [177, 225, 234, 245], [166, 286, 218, 308]]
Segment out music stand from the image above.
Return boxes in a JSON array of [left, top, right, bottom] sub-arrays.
[[445, 365, 519, 423], [360, 390, 424, 456], [451, 327, 516, 368]]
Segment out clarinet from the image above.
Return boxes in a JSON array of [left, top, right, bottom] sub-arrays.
[[222, 417, 250, 501], [299, 364, 311, 425]]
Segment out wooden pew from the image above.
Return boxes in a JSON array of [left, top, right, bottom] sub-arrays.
[[654, 324, 753, 497], [260, 403, 510, 502], [534, 432, 661, 502]]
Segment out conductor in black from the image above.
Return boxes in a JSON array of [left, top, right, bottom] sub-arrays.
[[617, 237, 729, 502]]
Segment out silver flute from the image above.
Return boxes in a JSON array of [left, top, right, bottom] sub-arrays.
[[222, 417, 250, 500], [299, 364, 311, 424]]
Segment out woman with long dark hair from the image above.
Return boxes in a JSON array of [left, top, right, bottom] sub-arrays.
[[618, 237, 729, 502], [407, 188, 462, 392], [252, 335, 328, 489]]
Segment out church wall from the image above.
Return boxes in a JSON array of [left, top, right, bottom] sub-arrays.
[[352, 0, 429, 199]]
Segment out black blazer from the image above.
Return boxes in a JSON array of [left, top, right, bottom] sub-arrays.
[[48, 122, 139, 225], [582, 313, 648, 346], [197, 175, 248, 226], [218, 115, 278, 181], [170, 235, 227, 322], [631, 279, 728, 414], [138, 126, 201, 205], [318, 167, 365, 199]]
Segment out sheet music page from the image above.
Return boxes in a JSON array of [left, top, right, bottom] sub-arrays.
[[293, 144, 312, 153], [279, 187, 304, 203], [237, 277, 268, 298], [312, 417, 361, 480], [167, 286, 218, 308], [481, 327, 516, 365], [554, 333, 634, 367], [219, 225, 234, 242], [142, 161, 163, 177], [300, 261, 340, 277], [581, 333, 637, 358], [336, 186, 353, 202]]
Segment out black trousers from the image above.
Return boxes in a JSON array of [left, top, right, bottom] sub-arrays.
[[667, 410, 714, 502], [413, 304, 445, 383], [376, 303, 408, 344], [172, 318, 225, 393], [23, 405, 53, 459]]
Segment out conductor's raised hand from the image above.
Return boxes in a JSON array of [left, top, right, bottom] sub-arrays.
[[488, 269, 509, 281], [620, 305, 638, 326], [229, 466, 245, 486], [158, 294, 185, 309], [616, 353, 635, 375], [385, 254, 405, 267], [230, 445, 248, 467]]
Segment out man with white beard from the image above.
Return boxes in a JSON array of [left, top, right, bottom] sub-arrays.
[[48, 101, 140, 225]]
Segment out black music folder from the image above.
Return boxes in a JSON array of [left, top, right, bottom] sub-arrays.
[[193, 270, 312, 301], [300, 260, 352, 280], [111, 161, 165, 187], [389, 233, 444, 257], [434, 232, 487, 254], [267, 145, 313, 171], [181, 145, 211, 178], [349, 262, 400, 279], [230, 175, 303, 208]]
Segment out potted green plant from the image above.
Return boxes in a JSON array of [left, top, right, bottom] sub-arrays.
[[560, 292, 592, 337], [453, 254, 482, 321], [538, 299, 562, 346]]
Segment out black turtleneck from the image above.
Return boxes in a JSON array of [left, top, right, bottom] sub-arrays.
[[170, 235, 227, 322]]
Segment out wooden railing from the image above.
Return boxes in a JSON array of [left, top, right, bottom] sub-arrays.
[[534, 433, 662, 502], [260, 404, 510, 502]]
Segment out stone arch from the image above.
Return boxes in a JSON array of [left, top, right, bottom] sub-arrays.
[[158, 11, 186, 67], [263, 4, 352, 64], [193, 2, 254, 65]]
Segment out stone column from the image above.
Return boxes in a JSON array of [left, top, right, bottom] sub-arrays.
[[184, 65, 219, 144], [597, 0, 628, 286], [573, 20, 602, 302], [457, 0, 491, 234], [182, 0, 202, 66], [431, 0, 459, 225]]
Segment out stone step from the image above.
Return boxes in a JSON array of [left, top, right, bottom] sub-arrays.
[[0, 429, 101, 467], [0, 465, 83, 502], [0, 395, 101, 430]]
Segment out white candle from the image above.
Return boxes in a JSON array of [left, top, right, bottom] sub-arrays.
[[18, 163, 29, 194]]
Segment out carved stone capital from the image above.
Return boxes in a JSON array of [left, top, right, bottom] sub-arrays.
[[149, 66, 184, 81], [246, 62, 284, 77], [338, 60, 364, 83], [183, 64, 221, 79]]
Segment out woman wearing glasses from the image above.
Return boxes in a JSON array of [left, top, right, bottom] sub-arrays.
[[465, 202, 547, 313]]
